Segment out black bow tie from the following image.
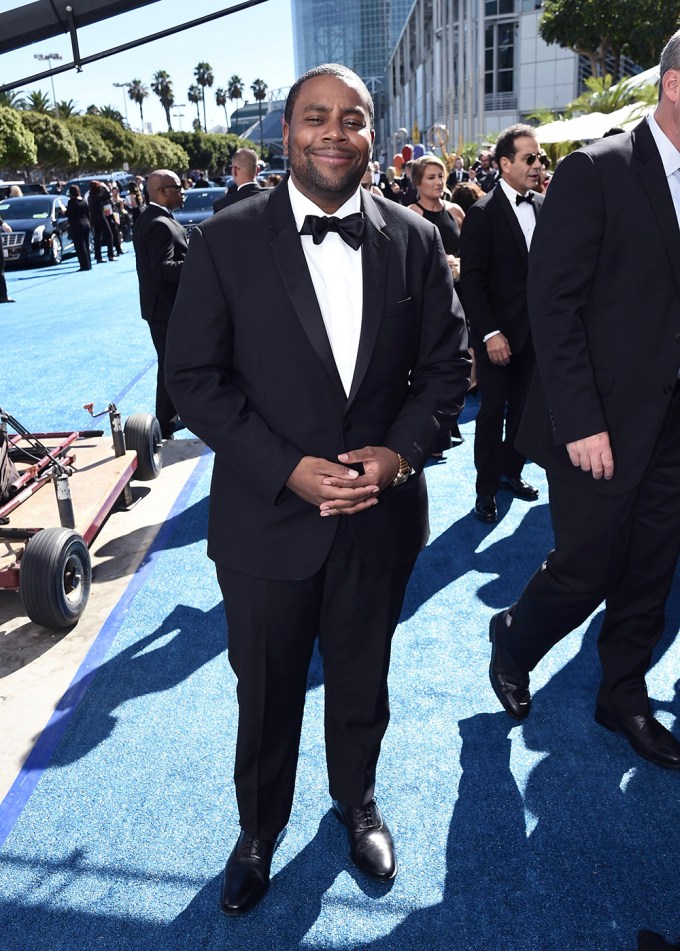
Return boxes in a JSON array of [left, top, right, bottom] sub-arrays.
[[516, 192, 534, 205], [299, 212, 365, 250]]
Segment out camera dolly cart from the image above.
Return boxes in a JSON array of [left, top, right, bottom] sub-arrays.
[[0, 404, 162, 628]]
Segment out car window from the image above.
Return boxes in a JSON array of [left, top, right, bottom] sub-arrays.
[[0, 198, 52, 219], [182, 190, 221, 211]]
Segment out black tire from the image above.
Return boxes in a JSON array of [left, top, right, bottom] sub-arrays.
[[49, 233, 63, 265], [124, 413, 163, 480], [20, 528, 91, 628]]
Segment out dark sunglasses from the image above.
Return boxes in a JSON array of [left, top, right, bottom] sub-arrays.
[[162, 183, 183, 191], [520, 153, 541, 166]]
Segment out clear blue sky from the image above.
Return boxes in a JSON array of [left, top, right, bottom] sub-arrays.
[[0, 0, 296, 133]]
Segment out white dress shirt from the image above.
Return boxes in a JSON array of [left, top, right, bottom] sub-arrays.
[[288, 178, 363, 396], [648, 113, 680, 232]]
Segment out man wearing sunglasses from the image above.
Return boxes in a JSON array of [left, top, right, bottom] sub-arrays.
[[487, 31, 680, 770], [460, 124, 543, 525], [133, 169, 188, 439]]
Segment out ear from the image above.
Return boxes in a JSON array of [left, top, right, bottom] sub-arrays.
[[282, 118, 289, 157], [662, 68, 680, 103], [499, 155, 512, 175]]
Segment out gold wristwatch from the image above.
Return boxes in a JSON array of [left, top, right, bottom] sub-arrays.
[[391, 453, 413, 487]]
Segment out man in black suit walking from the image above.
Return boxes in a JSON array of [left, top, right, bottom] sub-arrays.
[[460, 124, 543, 523], [165, 63, 469, 915], [487, 31, 680, 771], [213, 148, 266, 212], [133, 169, 188, 439]]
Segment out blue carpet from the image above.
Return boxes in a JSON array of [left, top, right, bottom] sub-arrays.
[[1, 251, 679, 950]]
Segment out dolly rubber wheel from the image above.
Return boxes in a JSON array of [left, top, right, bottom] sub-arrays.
[[20, 528, 91, 628], [124, 413, 163, 480]]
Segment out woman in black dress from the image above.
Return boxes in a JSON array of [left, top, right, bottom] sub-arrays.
[[65, 185, 92, 271], [88, 180, 116, 263], [408, 155, 468, 452]]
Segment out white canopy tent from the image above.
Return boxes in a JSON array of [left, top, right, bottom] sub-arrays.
[[536, 102, 651, 144]]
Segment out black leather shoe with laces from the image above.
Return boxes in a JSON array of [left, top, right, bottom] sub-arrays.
[[499, 476, 539, 501], [332, 798, 397, 881], [595, 706, 680, 769], [219, 829, 284, 916]]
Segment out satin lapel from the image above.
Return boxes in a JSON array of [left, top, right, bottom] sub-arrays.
[[632, 119, 680, 297], [346, 193, 389, 407], [266, 185, 345, 395], [495, 185, 529, 263]]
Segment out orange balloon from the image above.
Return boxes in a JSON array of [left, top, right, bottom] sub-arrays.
[[393, 154, 404, 169]]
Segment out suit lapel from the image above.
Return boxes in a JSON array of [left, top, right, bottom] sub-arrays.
[[346, 192, 389, 407], [632, 119, 680, 296], [495, 184, 529, 263], [266, 183, 346, 395]]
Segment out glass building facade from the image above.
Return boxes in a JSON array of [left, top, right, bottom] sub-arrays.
[[291, 0, 413, 85]]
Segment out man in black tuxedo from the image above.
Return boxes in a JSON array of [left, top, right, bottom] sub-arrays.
[[460, 124, 543, 523], [165, 63, 469, 915], [487, 31, 680, 771], [446, 156, 469, 190], [213, 148, 266, 212], [133, 169, 188, 439]]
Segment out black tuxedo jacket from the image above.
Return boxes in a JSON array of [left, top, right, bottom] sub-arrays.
[[133, 204, 188, 324], [517, 119, 680, 494], [459, 183, 543, 352], [213, 181, 265, 213], [447, 170, 469, 189], [165, 184, 470, 579]]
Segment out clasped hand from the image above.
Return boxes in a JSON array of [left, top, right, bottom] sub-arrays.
[[286, 447, 400, 516]]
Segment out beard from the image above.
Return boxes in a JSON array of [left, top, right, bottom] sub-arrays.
[[289, 143, 367, 203]]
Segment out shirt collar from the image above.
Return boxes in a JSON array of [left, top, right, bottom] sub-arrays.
[[288, 177, 361, 232], [499, 177, 534, 205], [648, 113, 680, 177]]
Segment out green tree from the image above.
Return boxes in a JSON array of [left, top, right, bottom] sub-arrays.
[[151, 70, 175, 132], [0, 106, 37, 166], [128, 79, 149, 129], [250, 78, 268, 158], [188, 84, 202, 128], [99, 105, 125, 124], [540, 0, 680, 80], [66, 119, 112, 171], [20, 112, 78, 172], [72, 114, 136, 168], [194, 62, 214, 132], [215, 87, 229, 128], [25, 89, 52, 114], [54, 99, 80, 119], [139, 134, 189, 173]]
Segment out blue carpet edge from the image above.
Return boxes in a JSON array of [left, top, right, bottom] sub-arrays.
[[0, 444, 213, 849]]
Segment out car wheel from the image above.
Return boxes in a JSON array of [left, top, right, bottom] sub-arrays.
[[49, 233, 63, 265]]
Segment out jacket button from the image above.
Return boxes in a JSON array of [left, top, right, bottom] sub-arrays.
[[664, 385, 673, 394]]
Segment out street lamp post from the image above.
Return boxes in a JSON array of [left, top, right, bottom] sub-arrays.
[[33, 53, 63, 117], [113, 82, 130, 126], [172, 104, 186, 131]]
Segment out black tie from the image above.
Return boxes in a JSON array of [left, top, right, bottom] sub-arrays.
[[299, 212, 365, 250], [516, 192, 534, 205]]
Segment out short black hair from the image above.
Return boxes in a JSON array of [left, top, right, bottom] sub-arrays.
[[494, 124, 538, 164], [284, 64, 374, 126]]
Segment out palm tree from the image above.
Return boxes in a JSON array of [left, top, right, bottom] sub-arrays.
[[194, 62, 214, 131], [0, 89, 26, 109], [188, 84, 202, 128], [215, 87, 229, 129], [54, 99, 80, 118], [99, 105, 125, 124], [227, 74, 244, 130], [151, 70, 175, 131], [566, 74, 658, 117], [127, 78, 149, 129], [25, 89, 52, 113], [250, 78, 268, 158]]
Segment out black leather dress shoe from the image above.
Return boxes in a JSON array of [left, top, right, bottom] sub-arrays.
[[0, 297, 16, 303], [332, 799, 397, 881], [220, 829, 284, 916], [499, 476, 539, 500], [595, 706, 680, 769], [488, 611, 531, 720], [474, 495, 497, 522]]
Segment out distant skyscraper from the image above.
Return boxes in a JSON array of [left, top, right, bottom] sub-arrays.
[[291, 0, 411, 85]]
